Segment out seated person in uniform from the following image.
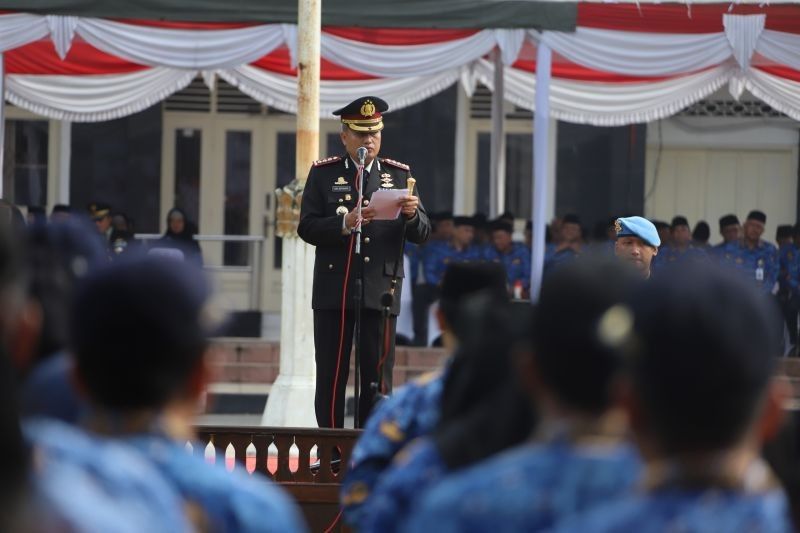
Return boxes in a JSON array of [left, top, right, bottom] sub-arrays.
[[652, 216, 707, 270], [544, 214, 583, 273], [614, 216, 660, 279], [341, 263, 509, 528], [69, 257, 306, 533], [407, 260, 642, 533], [557, 263, 793, 532], [361, 292, 535, 533], [484, 219, 531, 298]]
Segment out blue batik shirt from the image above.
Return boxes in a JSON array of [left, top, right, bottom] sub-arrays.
[[555, 486, 792, 533], [361, 437, 448, 533], [422, 241, 483, 286], [24, 418, 192, 533], [544, 244, 581, 274], [716, 240, 779, 294], [405, 438, 641, 533], [484, 242, 531, 289], [405, 241, 422, 285], [126, 433, 306, 533], [652, 244, 708, 271], [342, 369, 447, 527]]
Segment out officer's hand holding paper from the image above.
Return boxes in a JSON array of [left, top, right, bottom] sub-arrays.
[[370, 188, 411, 220]]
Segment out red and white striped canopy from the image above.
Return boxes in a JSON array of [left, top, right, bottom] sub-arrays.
[[3, 4, 800, 124]]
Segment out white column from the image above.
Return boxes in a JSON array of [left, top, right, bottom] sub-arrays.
[[531, 41, 552, 302], [261, 236, 317, 427], [58, 120, 71, 204], [452, 84, 468, 214], [261, 0, 320, 427], [489, 49, 506, 218], [0, 54, 5, 199]]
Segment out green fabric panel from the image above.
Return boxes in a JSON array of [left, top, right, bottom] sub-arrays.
[[0, 0, 576, 30]]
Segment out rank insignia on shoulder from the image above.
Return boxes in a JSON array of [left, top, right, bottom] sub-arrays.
[[312, 156, 342, 167], [381, 158, 410, 171]]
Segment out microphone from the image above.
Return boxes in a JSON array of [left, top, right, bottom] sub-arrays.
[[356, 146, 367, 164]]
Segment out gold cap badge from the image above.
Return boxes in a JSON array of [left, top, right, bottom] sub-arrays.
[[614, 219, 622, 234], [360, 100, 376, 117]]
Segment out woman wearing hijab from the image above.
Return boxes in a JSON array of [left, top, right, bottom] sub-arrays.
[[152, 207, 203, 265]]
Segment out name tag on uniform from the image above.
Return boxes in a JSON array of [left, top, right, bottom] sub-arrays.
[[756, 267, 764, 281], [332, 185, 352, 192]]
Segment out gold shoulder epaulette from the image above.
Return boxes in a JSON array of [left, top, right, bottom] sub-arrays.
[[312, 156, 342, 167], [381, 158, 410, 171]]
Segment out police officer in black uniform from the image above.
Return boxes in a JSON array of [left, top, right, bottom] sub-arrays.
[[298, 96, 431, 428]]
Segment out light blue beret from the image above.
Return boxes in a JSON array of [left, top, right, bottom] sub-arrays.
[[615, 216, 660, 248]]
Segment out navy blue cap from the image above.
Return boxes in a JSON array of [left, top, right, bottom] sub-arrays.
[[615, 216, 660, 248]]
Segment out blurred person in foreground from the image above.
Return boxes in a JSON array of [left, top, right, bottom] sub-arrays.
[[19, 218, 107, 423], [69, 257, 305, 532], [363, 292, 536, 533], [557, 263, 793, 532], [614, 216, 660, 279], [342, 263, 509, 528], [407, 260, 641, 532], [0, 222, 188, 533]]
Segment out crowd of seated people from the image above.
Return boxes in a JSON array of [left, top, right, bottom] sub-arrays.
[[4, 196, 800, 532]]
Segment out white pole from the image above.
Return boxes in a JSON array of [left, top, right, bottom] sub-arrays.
[[261, 0, 320, 428], [0, 53, 5, 199], [531, 40, 552, 302], [58, 120, 71, 204], [452, 84, 468, 214], [489, 48, 506, 218]]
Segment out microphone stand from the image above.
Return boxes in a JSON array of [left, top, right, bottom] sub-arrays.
[[352, 150, 367, 428]]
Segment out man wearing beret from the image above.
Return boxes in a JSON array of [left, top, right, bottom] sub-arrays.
[[614, 216, 660, 279], [298, 96, 431, 428], [652, 216, 707, 271], [715, 210, 778, 295]]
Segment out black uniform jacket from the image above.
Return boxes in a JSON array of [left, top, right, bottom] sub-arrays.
[[298, 154, 431, 315]]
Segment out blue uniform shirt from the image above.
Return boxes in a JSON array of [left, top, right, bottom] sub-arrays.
[[126, 434, 305, 533], [361, 438, 448, 533], [24, 418, 192, 533], [422, 241, 483, 286], [652, 245, 708, 271], [484, 242, 531, 289], [545, 244, 581, 274], [405, 439, 641, 533], [716, 240, 779, 294], [342, 370, 446, 527], [556, 488, 792, 533], [405, 241, 422, 285]]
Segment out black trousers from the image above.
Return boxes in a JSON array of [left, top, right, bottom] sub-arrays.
[[314, 309, 396, 428]]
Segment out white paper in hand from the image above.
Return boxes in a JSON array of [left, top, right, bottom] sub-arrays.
[[370, 189, 409, 220]]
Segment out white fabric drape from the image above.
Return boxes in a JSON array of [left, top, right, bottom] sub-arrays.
[[758, 30, 800, 72], [320, 30, 500, 78], [476, 60, 736, 126], [743, 67, 800, 122], [218, 65, 461, 115], [77, 18, 287, 69], [6, 68, 196, 122], [723, 14, 765, 70], [538, 27, 732, 77], [0, 14, 49, 52]]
